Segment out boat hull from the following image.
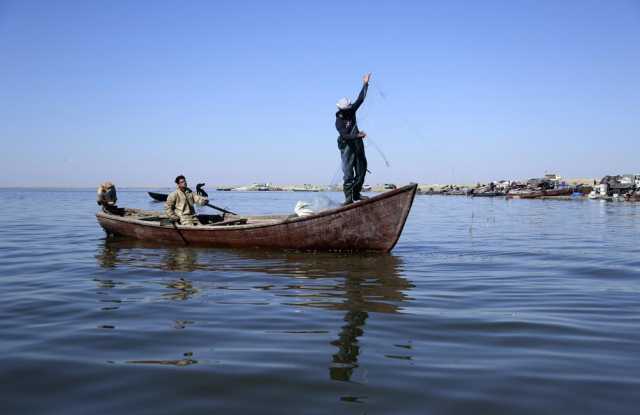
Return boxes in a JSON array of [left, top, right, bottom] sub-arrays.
[[471, 192, 504, 197], [98, 184, 418, 252], [148, 191, 168, 202], [507, 188, 574, 199]]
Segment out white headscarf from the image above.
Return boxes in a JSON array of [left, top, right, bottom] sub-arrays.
[[336, 97, 351, 110]]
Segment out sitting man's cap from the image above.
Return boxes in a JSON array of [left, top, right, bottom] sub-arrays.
[[336, 97, 351, 110]]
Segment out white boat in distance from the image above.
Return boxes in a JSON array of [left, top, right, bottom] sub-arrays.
[[232, 183, 274, 191]]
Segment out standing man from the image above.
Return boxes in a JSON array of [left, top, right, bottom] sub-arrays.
[[336, 72, 371, 205], [165, 175, 209, 225]]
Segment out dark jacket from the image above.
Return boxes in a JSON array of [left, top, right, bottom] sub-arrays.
[[335, 83, 368, 143]]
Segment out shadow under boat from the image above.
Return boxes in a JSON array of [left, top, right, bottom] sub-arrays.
[[96, 239, 414, 380]]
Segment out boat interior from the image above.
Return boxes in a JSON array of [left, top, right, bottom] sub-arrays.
[[105, 207, 293, 227]]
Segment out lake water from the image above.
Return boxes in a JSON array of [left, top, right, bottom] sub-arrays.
[[1, 189, 639, 414]]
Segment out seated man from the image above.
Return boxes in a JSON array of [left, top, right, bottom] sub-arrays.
[[97, 181, 117, 206], [165, 175, 208, 225], [97, 181, 124, 214]]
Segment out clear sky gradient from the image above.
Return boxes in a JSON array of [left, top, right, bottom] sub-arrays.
[[1, 0, 638, 187]]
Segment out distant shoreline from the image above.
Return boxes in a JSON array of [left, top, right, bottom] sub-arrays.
[[0, 178, 600, 192]]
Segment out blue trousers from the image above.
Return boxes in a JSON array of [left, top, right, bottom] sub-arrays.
[[340, 139, 367, 202]]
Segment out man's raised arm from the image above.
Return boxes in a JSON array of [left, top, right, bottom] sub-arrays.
[[351, 72, 371, 112]]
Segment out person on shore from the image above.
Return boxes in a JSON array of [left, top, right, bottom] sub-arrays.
[[336, 72, 371, 205], [165, 175, 208, 225]]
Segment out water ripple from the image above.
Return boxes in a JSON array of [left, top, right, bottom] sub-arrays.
[[1, 189, 640, 414]]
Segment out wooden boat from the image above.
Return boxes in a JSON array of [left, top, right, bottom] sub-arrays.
[[471, 191, 505, 197], [444, 189, 467, 196], [150, 184, 208, 201], [148, 191, 168, 202], [507, 187, 573, 199], [291, 184, 320, 192], [97, 184, 418, 252], [543, 187, 574, 197], [506, 190, 544, 199]]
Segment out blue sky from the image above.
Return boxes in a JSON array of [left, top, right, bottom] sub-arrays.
[[0, 0, 638, 187]]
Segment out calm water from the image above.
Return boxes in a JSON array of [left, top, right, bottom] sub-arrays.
[[1, 189, 639, 414]]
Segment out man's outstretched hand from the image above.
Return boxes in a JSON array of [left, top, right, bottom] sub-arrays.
[[363, 72, 372, 84], [358, 131, 367, 139]]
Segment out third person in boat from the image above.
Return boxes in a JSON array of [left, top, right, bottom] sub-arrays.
[[336, 72, 371, 205], [165, 175, 209, 225]]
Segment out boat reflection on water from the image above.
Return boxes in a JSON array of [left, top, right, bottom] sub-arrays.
[[96, 238, 414, 380], [97, 239, 200, 272], [97, 239, 201, 301]]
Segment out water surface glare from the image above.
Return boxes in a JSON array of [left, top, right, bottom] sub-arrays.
[[1, 189, 639, 414]]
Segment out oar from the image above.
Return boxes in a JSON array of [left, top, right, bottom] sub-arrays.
[[170, 220, 188, 245], [193, 182, 235, 215], [205, 202, 237, 216]]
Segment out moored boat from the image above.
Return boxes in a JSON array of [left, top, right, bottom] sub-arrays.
[[148, 191, 168, 202], [507, 187, 573, 199], [471, 191, 505, 197], [506, 190, 544, 199], [98, 184, 418, 252], [291, 184, 321, 192], [541, 187, 574, 197], [149, 183, 208, 201]]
